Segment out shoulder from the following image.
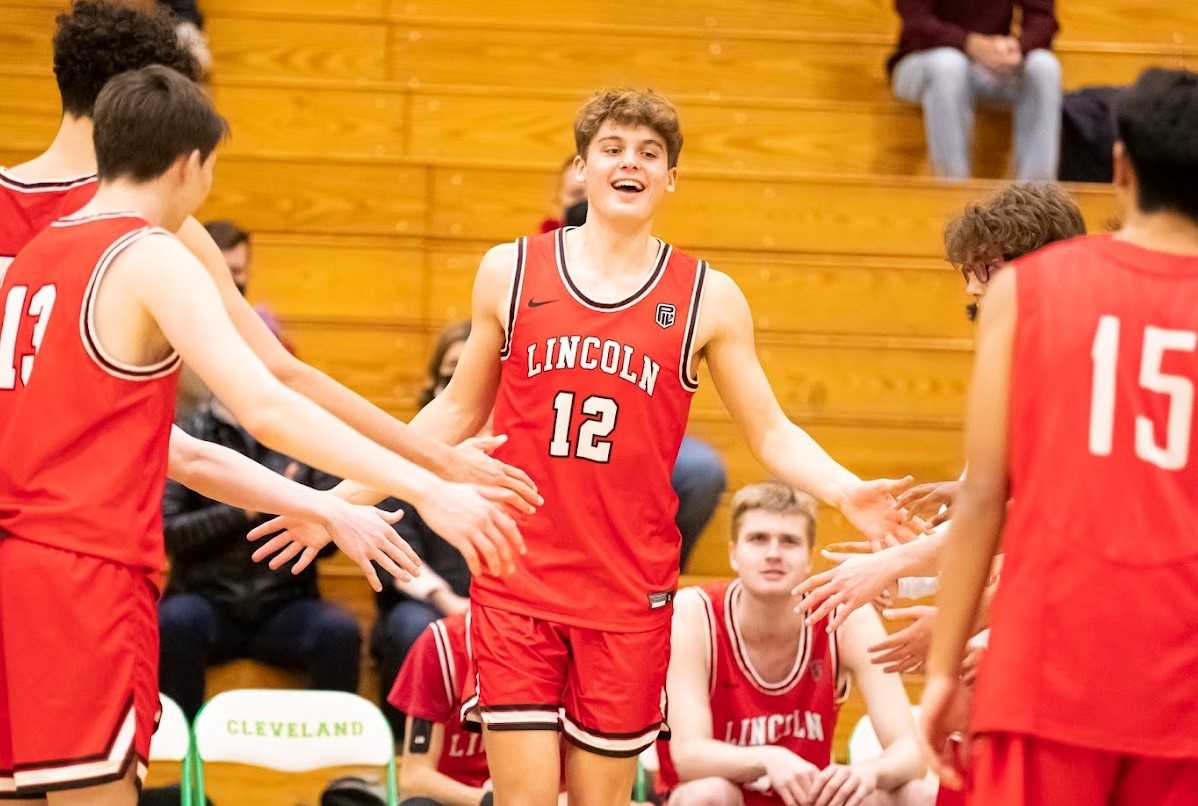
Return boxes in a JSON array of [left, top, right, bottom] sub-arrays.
[[673, 585, 717, 637], [473, 241, 521, 296]]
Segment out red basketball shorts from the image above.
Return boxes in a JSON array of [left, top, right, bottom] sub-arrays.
[[461, 602, 671, 757], [0, 538, 161, 797], [967, 732, 1198, 806]]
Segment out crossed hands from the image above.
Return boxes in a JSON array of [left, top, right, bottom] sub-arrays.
[[760, 747, 879, 806]]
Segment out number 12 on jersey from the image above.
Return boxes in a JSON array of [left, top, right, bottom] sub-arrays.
[[1089, 314, 1197, 470], [550, 391, 619, 463]]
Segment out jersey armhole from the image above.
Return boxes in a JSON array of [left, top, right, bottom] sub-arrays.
[[430, 620, 458, 709], [678, 260, 708, 392], [79, 226, 181, 382], [498, 237, 528, 361], [683, 586, 718, 697], [829, 613, 852, 705]]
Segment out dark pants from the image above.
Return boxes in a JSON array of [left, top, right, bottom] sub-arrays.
[[159, 593, 361, 720], [673, 436, 727, 569], [373, 598, 442, 738]]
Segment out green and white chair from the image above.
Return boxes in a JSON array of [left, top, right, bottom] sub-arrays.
[[149, 694, 193, 806], [191, 689, 398, 805]]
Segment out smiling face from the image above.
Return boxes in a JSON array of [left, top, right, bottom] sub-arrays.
[[578, 119, 677, 226], [729, 509, 814, 598]]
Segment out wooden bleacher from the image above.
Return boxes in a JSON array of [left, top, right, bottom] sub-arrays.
[[1, 0, 1191, 800]]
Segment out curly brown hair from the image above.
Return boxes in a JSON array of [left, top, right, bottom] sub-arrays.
[[944, 182, 1087, 266], [54, 1, 200, 118], [574, 88, 683, 168]]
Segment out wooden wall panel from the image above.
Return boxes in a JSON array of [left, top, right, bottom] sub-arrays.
[[213, 83, 407, 160], [248, 236, 426, 321], [0, 5, 56, 73], [200, 156, 427, 237], [201, 0, 385, 20], [205, 16, 387, 82], [0, 73, 60, 152], [1056, 0, 1198, 46]]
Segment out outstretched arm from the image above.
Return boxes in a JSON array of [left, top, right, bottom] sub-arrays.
[[176, 218, 536, 505], [920, 270, 1016, 788], [700, 270, 917, 545], [166, 425, 418, 590]]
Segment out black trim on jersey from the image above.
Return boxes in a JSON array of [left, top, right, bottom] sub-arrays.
[[555, 226, 670, 311], [499, 237, 527, 360], [679, 260, 708, 392], [0, 169, 96, 193], [560, 732, 655, 759]]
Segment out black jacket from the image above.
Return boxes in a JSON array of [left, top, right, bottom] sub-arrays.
[[163, 406, 338, 625]]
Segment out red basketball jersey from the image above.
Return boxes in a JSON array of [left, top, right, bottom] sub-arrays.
[[475, 227, 707, 631], [0, 168, 97, 277], [387, 614, 489, 787], [0, 212, 180, 572], [656, 581, 846, 806], [973, 234, 1198, 758]]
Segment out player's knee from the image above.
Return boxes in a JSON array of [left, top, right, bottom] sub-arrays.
[[668, 778, 744, 806], [314, 605, 361, 650], [157, 593, 214, 642]]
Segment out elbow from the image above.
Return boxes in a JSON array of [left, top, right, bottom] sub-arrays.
[[233, 394, 292, 451], [269, 351, 310, 389], [397, 762, 430, 799], [669, 740, 706, 783]]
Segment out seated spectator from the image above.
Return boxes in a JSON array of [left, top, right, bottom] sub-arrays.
[[204, 219, 296, 353], [538, 155, 588, 233], [159, 398, 362, 720], [888, 0, 1062, 181], [658, 482, 932, 806]]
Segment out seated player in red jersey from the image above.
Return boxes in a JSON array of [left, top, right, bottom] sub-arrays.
[[922, 68, 1198, 806], [1, 1, 536, 569], [254, 89, 922, 806], [659, 483, 931, 806], [0, 65, 531, 805]]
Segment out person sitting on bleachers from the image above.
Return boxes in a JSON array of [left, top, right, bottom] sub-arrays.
[[204, 219, 296, 354], [658, 482, 932, 806], [159, 398, 363, 720], [888, 0, 1062, 181]]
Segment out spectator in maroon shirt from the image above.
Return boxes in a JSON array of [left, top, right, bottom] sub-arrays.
[[888, 0, 1062, 181]]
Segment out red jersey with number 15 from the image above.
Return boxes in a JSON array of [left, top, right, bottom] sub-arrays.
[[476, 227, 707, 632], [0, 212, 180, 573], [973, 234, 1198, 758]]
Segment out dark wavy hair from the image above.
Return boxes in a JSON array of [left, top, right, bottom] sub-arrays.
[[944, 182, 1087, 266], [1116, 68, 1198, 223], [53, 1, 200, 118]]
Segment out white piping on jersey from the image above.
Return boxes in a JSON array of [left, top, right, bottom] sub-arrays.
[[0, 167, 96, 194], [499, 236, 528, 361], [725, 579, 812, 696], [11, 704, 136, 790], [678, 260, 708, 392], [431, 620, 458, 710], [554, 226, 671, 313], [559, 710, 663, 755], [53, 210, 143, 227], [79, 226, 181, 381], [685, 586, 719, 697]]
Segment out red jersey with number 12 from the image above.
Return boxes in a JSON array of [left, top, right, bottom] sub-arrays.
[[973, 234, 1198, 758], [0, 213, 180, 572], [476, 227, 707, 631]]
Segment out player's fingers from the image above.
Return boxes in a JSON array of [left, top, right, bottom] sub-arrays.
[[355, 555, 383, 593], [792, 571, 832, 600], [375, 536, 417, 578], [844, 782, 870, 806], [882, 475, 916, 497], [881, 606, 928, 621], [776, 779, 801, 806], [812, 767, 846, 806], [804, 589, 841, 623], [828, 599, 855, 632], [458, 541, 482, 577], [894, 484, 931, 506], [250, 534, 293, 563], [370, 545, 409, 583], [268, 541, 304, 571], [247, 516, 289, 541], [930, 510, 951, 527], [290, 546, 320, 575], [489, 509, 523, 568], [866, 633, 902, 654], [377, 508, 405, 525], [469, 433, 507, 454], [379, 533, 422, 575], [470, 529, 504, 576]]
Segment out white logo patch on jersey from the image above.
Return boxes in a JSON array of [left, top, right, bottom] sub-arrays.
[[656, 303, 676, 329]]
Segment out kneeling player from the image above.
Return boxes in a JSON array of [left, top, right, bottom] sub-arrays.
[[659, 483, 931, 806]]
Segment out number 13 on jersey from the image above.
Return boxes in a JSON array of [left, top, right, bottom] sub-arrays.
[[0, 283, 56, 390], [1090, 314, 1197, 470]]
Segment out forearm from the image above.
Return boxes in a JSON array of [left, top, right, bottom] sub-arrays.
[[855, 736, 925, 791], [756, 420, 859, 507], [672, 739, 771, 785], [400, 764, 486, 806], [891, 529, 947, 578], [410, 391, 489, 446], [927, 488, 1007, 677]]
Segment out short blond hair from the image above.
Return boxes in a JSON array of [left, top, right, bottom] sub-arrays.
[[729, 482, 817, 548], [574, 88, 683, 168]]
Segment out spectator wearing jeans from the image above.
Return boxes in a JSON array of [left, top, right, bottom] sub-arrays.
[[158, 399, 362, 720], [888, 0, 1062, 180]]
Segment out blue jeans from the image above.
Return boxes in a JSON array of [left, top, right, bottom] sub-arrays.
[[158, 593, 361, 720], [373, 598, 442, 738], [892, 47, 1062, 180], [673, 436, 727, 570]]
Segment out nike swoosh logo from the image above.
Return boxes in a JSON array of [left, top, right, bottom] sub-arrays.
[[528, 298, 557, 308]]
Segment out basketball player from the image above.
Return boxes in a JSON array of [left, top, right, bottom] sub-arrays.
[[793, 182, 1088, 632], [922, 68, 1198, 805], [0, 66, 514, 805], [0, 0, 538, 563], [254, 89, 920, 806], [659, 483, 930, 806]]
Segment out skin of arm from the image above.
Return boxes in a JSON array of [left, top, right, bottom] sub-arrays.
[[698, 271, 916, 546], [175, 218, 536, 502], [920, 270, 1017, 786], [398, 718, 487, 806], [836, 607, 926, 790]]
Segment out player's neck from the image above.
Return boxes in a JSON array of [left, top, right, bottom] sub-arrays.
[[735, 584, 804, 645], [11, 115, 97, 180], [1115, 209, 1198, 256], [83, 178, 176, 230], [575, 215, 656, 277]]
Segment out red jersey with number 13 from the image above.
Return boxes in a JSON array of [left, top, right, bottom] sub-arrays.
[[477, 227, 707, 631], [973, 234, 1198, 758], [0, 213, 180, 573]]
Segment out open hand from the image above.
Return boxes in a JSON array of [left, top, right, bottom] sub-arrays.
[[868, 605, 936, 674], [838, 476, 923, 548], [445, 434, 542, 512], [793, 547, 904, 630], [895, 480, 959, 527]]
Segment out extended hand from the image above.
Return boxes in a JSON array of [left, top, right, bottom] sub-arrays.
[[895, 479, 959, 527], [793, 547, 904, 630], [868, 605, 936, 674], [838, 476, 923, 548], [446, 434, 542, 512], [418, 480, 527, 577], [919, 675, 968, 790]]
